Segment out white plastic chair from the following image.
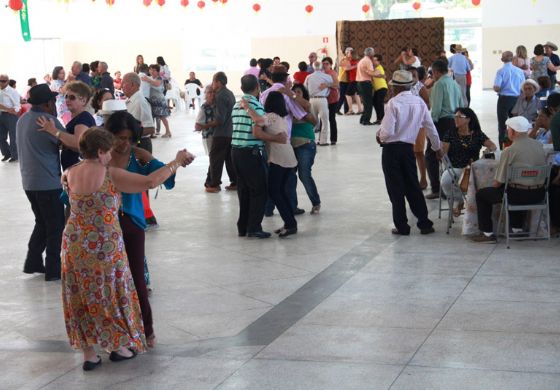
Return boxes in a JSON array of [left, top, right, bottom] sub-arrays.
[[166, 79, 182, 111], [185, 83, 202, 110], [497, 164, 551, 248], [438, 154, 467, 234]]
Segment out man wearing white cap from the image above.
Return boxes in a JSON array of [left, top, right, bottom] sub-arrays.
[[377, 70, 443, 236], [473, 116, 546, 243]]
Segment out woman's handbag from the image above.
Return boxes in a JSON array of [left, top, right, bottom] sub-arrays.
[[459, 161, 472, 193]]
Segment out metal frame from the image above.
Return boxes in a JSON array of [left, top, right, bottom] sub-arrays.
[[438, 155, 467, 234], [497, 164, 551, 249]]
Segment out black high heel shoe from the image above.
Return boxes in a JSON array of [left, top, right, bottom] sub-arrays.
[[82, 356, 102, 371], [109, 349, 137, 362]]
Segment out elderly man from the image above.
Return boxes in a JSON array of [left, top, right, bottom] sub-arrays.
[[356, 47, 378, 126], [447, 44, 472, 106], [473, 116, 546, 243], [425, 59, 462, 199], [307, 52, 318, 73], [0, 73, 21, 162], [184, 71, 203, 109], [98, 61, 114, 93], [16, 84, 66, 281], [231, 75, 287, 238], [494, 51, 525, 150], [544, 41, 560, 92], [197, 72, 236, 193], [304, 61, 333, 145], [377, 70, 443, 236], [69, 61, 91, 86], [122, 72, 155, 152]]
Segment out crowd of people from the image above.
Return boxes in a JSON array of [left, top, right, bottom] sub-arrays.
[[3, 38, 560, 371]]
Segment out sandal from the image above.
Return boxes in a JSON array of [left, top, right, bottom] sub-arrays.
[[161, 133, 172, 138], [344, 111, 355, 116], [147, 334, 157, 348]]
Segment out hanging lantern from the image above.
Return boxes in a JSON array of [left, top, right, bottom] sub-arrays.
[[106, 0, 115, 5], [197, 0, 205, 9], [211, 0, 219, 3], [8, 0, 23, 11], [412, 2, 421, 11], [252, 3, 261, 12], [143, 0, 152, 6], [362, 4, 370, 13], [180, 0, 188, 6], [305, 4, 314, 14], [157, 0, 165, 5], [221, 0, 227, 4], [471, 0, 480, 5]]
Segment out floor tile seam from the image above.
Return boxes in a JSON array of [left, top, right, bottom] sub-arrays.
[[166, 323, 204, 341], [387, 243, 499, 389], [252, 356, 406, 368], [211, 345, 269, 390], [35, 364, 80, 390], [406, 363, 560, 376], [450, 298, 560, 304], [216, 272, 316, 289], [418, 328, 560, 337], [291, 321, 436, 331]]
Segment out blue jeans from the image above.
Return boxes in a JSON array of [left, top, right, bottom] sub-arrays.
[[294, 142, 321, 207]]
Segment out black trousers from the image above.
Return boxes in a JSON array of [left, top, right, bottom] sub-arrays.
[[24, 189, 65, 278], [328, 102, 338, 143], [357, 81, 374, 124], [337, 82, 349, 113], [497, 95, 518, 149], [119, 213, 153, 338], [426, 117, 455, 193], [231, 147, 267, 234], [206, 136, 236, 187], [268, 163, 297, 230], [0, 112, 18, 159], [373, 88, 387, 122], [382, 143, 433, 233], [476, 185, 546, 233], [138, 137, 153, 153]]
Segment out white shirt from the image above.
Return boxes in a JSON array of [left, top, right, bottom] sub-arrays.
[[126, 90, 153, 130], [377, 91, 441, 150], [304, 71, 333, 97], [138, 72, 151, 99], [0, 86, 21, 113]]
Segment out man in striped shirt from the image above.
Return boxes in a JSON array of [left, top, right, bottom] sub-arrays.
[[231, 75, 287, 238]]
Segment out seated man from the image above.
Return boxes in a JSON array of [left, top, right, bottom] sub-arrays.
[[472, 116, 546, 243]]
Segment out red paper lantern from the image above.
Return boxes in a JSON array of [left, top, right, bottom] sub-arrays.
[[211, 0, 219, 2], [143, 0, 152, 6], [157, 0, 165, 5], [252, 3, 261, 12], [197, 0, 205, 9], [221, 0, 227, 4], [8, 0, 23, 11], [362, 4, 370, 13], [471, 0, 481, 5], [412, 1, 421, 10], [305, 4, 313, 13], [180, 0, 188, 6]]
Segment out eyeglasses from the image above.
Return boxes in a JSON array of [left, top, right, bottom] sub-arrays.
[[454, 113, 467, 119], [0, 80, 8, 83], [64, 94, 78, 101]]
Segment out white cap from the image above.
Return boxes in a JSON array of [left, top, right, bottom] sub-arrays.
[[99, 99, 127, 115], [505, 116, 531, 133]]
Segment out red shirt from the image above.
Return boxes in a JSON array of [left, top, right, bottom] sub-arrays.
[[348, 59, 358, 82], [293, 71, 310, 85]]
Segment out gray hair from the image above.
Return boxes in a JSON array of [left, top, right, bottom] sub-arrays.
[[364, 47, 375, 56], [313, 61, 322, 71], [72, 61, 82, 68], [99, 61, 108, 71], [123, 72, 140, 86]]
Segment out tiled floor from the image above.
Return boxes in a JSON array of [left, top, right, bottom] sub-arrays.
[[1, 90, 559, 389]]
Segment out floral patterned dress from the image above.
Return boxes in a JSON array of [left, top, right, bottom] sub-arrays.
[[61, 171, 146, 352], [51, 79, 71, 125]]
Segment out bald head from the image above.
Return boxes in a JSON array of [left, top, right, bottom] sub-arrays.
[[501, 51, 513, 63], [122, 72, 140, 98], [0, 74, 9, 90]]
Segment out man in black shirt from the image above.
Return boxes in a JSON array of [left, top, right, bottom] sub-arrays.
[[184, 72, 203, 109]]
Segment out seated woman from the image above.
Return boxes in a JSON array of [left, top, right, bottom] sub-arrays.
[[511, 79, 539, 123], [91, 88, 114, 126], [442, 108, 497, 216], [529, 106, 554, 144]]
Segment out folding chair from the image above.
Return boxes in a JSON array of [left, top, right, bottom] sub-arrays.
[[438, 155, 467, 234], [497, 164, 551, 249]]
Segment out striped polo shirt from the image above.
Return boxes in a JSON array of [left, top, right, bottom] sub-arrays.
[[232, 94, 265, 148]]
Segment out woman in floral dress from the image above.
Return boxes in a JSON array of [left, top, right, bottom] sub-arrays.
[[58, 127, 193, 371]]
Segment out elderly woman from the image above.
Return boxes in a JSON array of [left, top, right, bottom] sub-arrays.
[[38, 81, 96, 170], [142, 64, 171, 138], [511, 79, 539, 122], [442, 108, 497, 216], [58, 127, 191, 371]]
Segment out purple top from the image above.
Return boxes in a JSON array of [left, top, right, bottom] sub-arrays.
[[259, 83, 306, 137], [244, 67, 260, 78]]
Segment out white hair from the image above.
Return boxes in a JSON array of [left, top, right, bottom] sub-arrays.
[[313, 61, 322, 71], [364, 47, 375, 56]]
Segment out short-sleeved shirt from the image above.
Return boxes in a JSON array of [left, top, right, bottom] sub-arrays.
[[232, 94, 265, 148], [448, 53, 471, 76], [263, 113, 297, 168], [126, 90, 153, 129], [531, 56, 551, 80], [260, 83, 307, 137], [356, 56, 374, 82], [443, 130, 489, 168], [16, 107, 66, 191], [494, 63, 525, 97], [495, 136, 545, 185], [213, 86, 236, 138], [511, 95, 539, 123], [547, 53, 560, 77], [293, 71, 310, 85], [61, 111, 95, 170], [372, 65, 387, 91]]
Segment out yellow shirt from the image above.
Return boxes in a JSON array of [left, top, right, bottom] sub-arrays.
[[372, 65, 387, 91]]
